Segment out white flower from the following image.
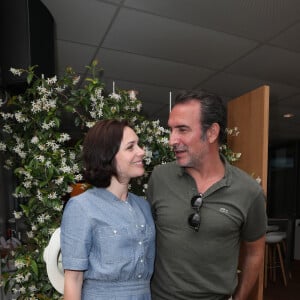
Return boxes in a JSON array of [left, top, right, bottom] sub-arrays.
[[36, 214, 49, 222], [58, 133, 71, 143], [37, 155, 45, 162], [3, 124, 12, 134], [31, 136, 39, 144], [73, 76, 80, 85], [46, 75, 57, 85], [27, 231, 34, 238], [46, 141, 59, 151], [29, 285, 37, 292], [10, 68, 22, 76], [256, 176, 262, 184], [15, 259, 26, 269], [159, 137, 169, 145], [109, 93, 121, 100], [45, 160, 52, 167], [37, 190, 43, 201], [60, 165, 72, 173], [67, 185, 73, 193], [86, 121, 96, 128], [13, 211, 23, 219], [75, 174, 83, 181], [94, 87, 103, 99], [0, 142, 6, 151], [55, 176, 64, 185], [48, 192, 57, 199], [15, 274, 25, 283], [12, 287, 20, 294], [15, 112, 29, 123], [23, 181, 32, 188], [55, 86, 65, 93], [54, 204, 63, 212], [136, 103, 142, 112], [111, 106, 117, 113]]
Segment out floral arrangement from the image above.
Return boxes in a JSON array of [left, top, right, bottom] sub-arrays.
[[0, 61, 239, 299]]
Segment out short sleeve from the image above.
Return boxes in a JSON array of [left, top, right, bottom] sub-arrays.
[[241, 189, 267, 242], [61, 196, 92, 270]]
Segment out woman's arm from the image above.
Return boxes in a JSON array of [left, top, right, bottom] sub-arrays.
[[64, 269, 83, 300]]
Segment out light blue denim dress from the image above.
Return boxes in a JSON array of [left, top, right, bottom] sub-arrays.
[[61, 187, 155, 300]]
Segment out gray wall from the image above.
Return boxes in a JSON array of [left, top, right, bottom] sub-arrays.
[[0, 155, 15, 238]]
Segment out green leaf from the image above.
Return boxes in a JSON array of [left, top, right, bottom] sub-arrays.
[[30, 259, 39, 276], [27, 72, 34, 84]]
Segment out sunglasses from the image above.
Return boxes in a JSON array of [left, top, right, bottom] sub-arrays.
[[188, 194, 203, 232]]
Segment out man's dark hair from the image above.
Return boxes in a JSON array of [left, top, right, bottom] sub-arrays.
[[174, 90, 227, 145]]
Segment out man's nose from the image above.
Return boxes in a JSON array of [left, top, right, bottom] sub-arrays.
[[169, 131, 178, 146]]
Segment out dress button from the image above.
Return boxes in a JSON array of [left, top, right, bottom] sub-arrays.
[[138, 274, 142, 278], [140, 259, 144, 263], [138, 241, 142, 245], [140, 224, 145, 228]]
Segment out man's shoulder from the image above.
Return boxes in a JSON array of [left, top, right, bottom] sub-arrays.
[[153, 161, 179, 173], [227, 163, 263, 193]]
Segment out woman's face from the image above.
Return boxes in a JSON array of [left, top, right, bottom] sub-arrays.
[[114, 126, 145, 182]]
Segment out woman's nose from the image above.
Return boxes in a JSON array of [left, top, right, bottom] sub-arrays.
[[138, 145, 145, 156]]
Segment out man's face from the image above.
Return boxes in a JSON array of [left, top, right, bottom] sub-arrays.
[[168, 100, 209, 168]]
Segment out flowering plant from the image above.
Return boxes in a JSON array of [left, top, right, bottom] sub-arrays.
[[0, 61, 239, 299], [0, 61, 174, 299]]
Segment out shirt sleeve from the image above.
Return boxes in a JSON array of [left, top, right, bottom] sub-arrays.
[[61, 196, 92, 270], [146, 170, 157, 221], [241, 189, 267, 242]]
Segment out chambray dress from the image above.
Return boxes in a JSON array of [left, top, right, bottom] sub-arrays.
[[61, 187, 155, 300]]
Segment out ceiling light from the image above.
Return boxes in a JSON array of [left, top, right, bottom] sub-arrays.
[[283, 113, 294, 118]]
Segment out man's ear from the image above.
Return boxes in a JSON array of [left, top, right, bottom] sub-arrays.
[[206, 123, 220, 144]]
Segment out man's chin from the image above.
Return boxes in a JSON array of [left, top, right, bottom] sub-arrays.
[[175, 157, 188, 167]]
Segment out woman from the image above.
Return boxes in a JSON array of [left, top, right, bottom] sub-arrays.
[[61, 119, 155, 300]]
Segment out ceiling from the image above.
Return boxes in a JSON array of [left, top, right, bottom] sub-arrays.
[[40, 0, 300, 146]]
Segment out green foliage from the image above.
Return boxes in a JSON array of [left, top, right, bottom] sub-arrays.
[[0, 61, 174, 299], [0, 61, 239, 299]]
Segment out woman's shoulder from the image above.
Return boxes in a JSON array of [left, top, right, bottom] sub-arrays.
[[129, 192, 149, 206], [63, 187, 99, 211]]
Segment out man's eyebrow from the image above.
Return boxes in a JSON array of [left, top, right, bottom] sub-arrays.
[[174, 125, 189, 129], [168, 124, 190, 131]]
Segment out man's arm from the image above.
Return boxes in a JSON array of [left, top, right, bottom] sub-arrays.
[[233, 235, 266, 300]]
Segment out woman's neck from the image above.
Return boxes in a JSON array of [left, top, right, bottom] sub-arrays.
[[106, 176, 129, 201]]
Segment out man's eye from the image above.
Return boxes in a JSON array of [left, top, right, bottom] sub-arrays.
[[178, 128, 187, 132]]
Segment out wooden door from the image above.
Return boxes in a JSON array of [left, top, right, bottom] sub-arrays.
[[227, 85, 270, 300]]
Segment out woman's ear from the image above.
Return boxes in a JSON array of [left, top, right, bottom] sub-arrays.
[[206, 123, 220, 144]]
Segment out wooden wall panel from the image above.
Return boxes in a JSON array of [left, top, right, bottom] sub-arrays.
[[227, 85, 270, 300]]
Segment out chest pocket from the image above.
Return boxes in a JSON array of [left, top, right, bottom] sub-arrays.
[[95, 226, 134, 264]]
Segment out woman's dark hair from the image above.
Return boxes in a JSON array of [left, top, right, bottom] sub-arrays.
[[174, 89, 227, 145], [82, 119, 129, 187]]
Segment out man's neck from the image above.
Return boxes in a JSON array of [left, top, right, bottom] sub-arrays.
[[186, 154, 225, 193]]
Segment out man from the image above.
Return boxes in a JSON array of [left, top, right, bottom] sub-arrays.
[[147, 90, 267, 300]]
